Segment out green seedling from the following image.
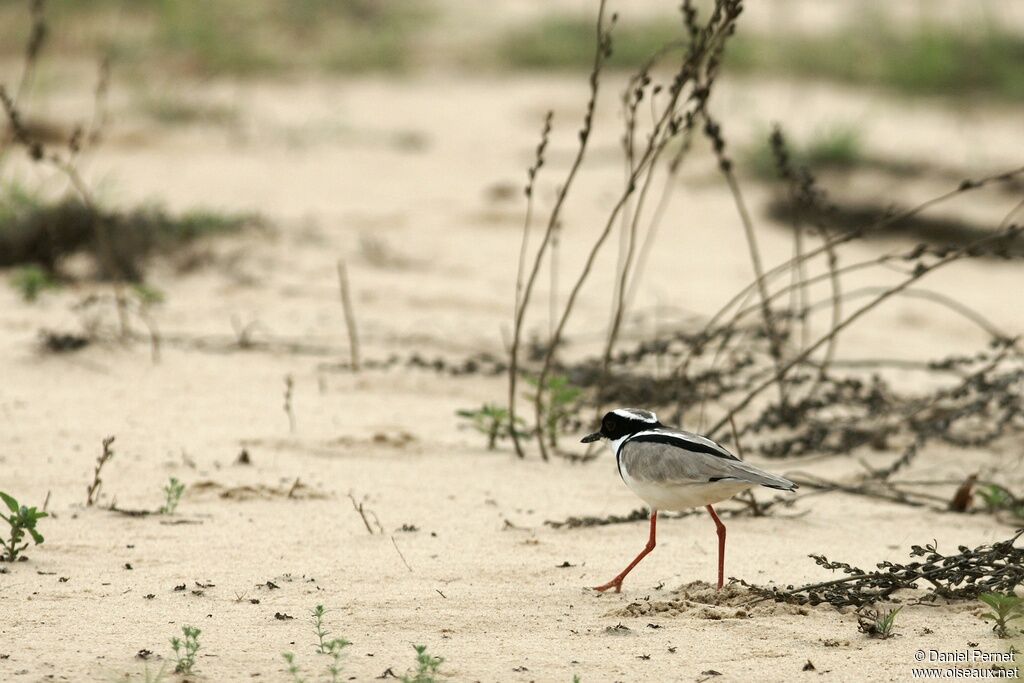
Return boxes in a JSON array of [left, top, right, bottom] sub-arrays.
[[526, 374, 582, 449], [977, 483, 1024, 519], [160, 477, 185, 515], [746, 124, 863, 179], [0, 491, 48, 562], [283, 652, 306, 683], [401, 644, 444, 683], [979, 484, 1024, 519], [132, 283, 165, 306], [980, 593, 1024, 638], [803, 125, 862, 169], [858, 606, 902, 639], [456, 404, 528, 450], [170, 625, 200, 674], [283, 628, 351, 683], [312, 604, 338, 654], [323, 638, 351, 683], [10, 265, 59, 302], [979, 483, 1013, 510]]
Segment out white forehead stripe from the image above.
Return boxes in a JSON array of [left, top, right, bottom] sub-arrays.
[[612, 408, 659, 423]]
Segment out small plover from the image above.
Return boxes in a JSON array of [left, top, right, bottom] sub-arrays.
[[581, 408, 797, 592]]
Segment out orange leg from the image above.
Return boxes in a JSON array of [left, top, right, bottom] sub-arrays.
[[593, 510, 657, 593], [706, 504, 726, 590]]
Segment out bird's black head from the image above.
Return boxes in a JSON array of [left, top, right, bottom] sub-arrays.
[[581, 408, 661, 443]]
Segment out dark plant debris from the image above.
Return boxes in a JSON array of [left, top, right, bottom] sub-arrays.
[[0, 195, 258, 281], [37, 330, 89, 353], [740, 530, 1024, 608], [545, 507, 649, 529]]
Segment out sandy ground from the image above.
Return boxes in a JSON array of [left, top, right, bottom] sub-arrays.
[[1, 62, 1023, 683]]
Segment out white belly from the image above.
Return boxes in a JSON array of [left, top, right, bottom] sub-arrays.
[[621, 471, 753, 511]]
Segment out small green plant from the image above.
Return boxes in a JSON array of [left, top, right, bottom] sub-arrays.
[[980, 593, 1024, 638], [283, 635, 351, 683], [282, 652, 306, 683], [977, 483, 1024, 519], [0, 491, 48, 562], [160, 477, 185, 515], [857, 606, 902, 639], [309, 606, 329, 655], [401, 644, 444, 683], [746, 124, 863, 179], [322, 638, 351, 683], [802, 126, 862, 169], [978, 483, 1013, 510], [10, 264, 59, 302], [526, 374, 582, 449], [456, 404, 528, 450], [170, 625, 201, 674], [131, 283, 165, 306]]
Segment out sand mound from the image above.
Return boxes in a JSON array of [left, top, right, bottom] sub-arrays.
[[610, 580, 813, 620]]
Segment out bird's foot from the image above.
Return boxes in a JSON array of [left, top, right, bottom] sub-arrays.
[[592, 579, 623, 593]]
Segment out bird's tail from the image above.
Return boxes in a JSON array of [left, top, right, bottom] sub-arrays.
[[720, 460, 798, 492]]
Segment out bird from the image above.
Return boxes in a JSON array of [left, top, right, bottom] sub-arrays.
[[581, 407, 797, 593]]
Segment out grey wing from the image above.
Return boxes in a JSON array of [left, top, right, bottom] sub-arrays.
[[620, 438, 797, 491]]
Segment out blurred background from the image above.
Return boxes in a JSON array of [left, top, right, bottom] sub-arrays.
[[3, 0, 1023, 89], [1, 0, 1022, 400], [2, 0, 1023, 434]]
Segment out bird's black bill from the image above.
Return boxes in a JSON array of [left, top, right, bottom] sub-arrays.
[[581, 432, 602, 443]]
